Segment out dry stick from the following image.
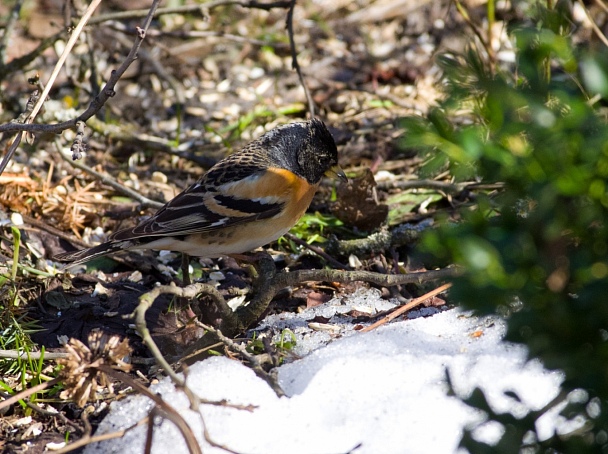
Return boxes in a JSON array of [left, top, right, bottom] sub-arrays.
[[0, 0, 162, 136], [285, 0, 315, 118], [235, 265, 460, 334], [360, 283, 452, 332], [0, 390, 81, 433], [594, 0, 608, 14], [0, 0, 24, 64], [579, 0, 608, 48], [87, 0, 291, 25], [54, 139, 164, 210], [195, 321, 286, 397], [0, 377, 61, 412], [132, 282, 233, 386], [283, 232, 350, 269], [97, 365, 203, 454], [0, 0, 104, 177], [0, 0, 289, 137], [0, 349, 68, 360], [54, 417, 150, 454]]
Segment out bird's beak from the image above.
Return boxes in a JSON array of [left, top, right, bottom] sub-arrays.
[[325, 165, 348, 182]]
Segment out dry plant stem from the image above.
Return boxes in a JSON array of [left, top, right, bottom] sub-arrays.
[[286, 0, 315, 118], [54, 417, 150, 454], [0, 0, 24, 64], [594, 0, 608, 14], [26, 0, 102, 126], [326, 221, 433, 257], [0, 0, 163, 136], [0, 0, 103, 176], [144, 28, 290, 49], [578, 0, 608, 47], [133, 283, 234, 385], [234, 255, 460, 335], [20, 214, 91, 249], [195, 321, 286, 397], [87, 0, 291, 25], [84, 116, 217, 168], [0, 390, 81, 432], [284, 233, 350, 269], [54, 140, 164, 210], [0, 349, 68, 360], [360, 282, 453, 332], [453, 0, 495, 73], [0, 377, 61, 412], [377, 179, 504, 193], [97, 365, 203, 454]]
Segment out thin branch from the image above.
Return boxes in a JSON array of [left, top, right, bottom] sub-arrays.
[[97, 366, 203, 454], [86, 0, 292, 26], [326, 220, 434, 258], [0, 349, 68, 360], [194, 321, 285, 397], [286, 0, 315, 118], [54, 140, 164, 210], [235, 259, 461, 334], [284, 233, 350, 269], [132, 282, 233, 386], [578, 0, 608, 48], [360, 283, 452, 332], [54, 417, 150, 454], [0, 377, 61, 412], [0, 0, 24, 64], [0, 0, 162, 137], [0, 0, 104, 177]]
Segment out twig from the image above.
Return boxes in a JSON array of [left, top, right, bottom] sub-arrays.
[[286, 0, 315, 118], [453, 0, 495, 72], [194, 321, 286, 397], [594, 0, 608, 14], [0, 349, 68, 360], [283, 233, 350, 269], [86, 0, 292, 26], [54, 416, 150, 454], [54, 417, 150, 454], [0, 0, 101, 176], [132, 282, 233, 386], [0, 0, 24, 64], [19, 214, 91, 248], [235, 258, 461, 335], [0, 377, 61, 412], [377, 179, 504, 193], [360, 283, 452, 332], [325, 220, 434, 257], [578, 0, 608, 48], [0, 87, 41, 175], [54, 139, 164, 210], [0, 390, 81, 432], [0, 0, 162, 139], [97, 365, 203, 454]]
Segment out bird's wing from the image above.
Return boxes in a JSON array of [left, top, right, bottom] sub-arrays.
[[110, 154, 289, 241]]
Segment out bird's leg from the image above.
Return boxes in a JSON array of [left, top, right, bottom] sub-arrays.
[[179, 252, 199, 321], [181, 252, 191, 286]]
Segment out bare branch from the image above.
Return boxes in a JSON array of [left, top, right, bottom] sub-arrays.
[[286, 0, 315, 118]]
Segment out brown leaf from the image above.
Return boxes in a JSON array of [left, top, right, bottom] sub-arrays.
[[331, 168, 388, 231]]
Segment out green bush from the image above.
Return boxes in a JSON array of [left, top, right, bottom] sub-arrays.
[[401, 2, 608, 451]]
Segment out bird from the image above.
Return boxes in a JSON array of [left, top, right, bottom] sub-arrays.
[[54, 118, 347, 267]]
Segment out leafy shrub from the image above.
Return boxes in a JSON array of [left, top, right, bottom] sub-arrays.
[[401, 2, 608, 451]]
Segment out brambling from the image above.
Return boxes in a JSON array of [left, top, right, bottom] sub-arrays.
[[54, 118, 346, 266]]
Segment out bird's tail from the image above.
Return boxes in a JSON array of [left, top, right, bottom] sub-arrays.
[[53, 240, 131, 267]]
